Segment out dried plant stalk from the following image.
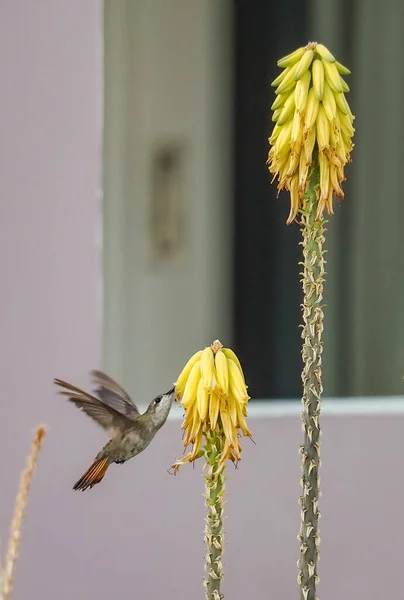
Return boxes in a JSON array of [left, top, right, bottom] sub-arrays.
[[2, 425, 47, 600]]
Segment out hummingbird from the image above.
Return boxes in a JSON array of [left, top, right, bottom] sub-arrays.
[[54, 370, 175, 491]]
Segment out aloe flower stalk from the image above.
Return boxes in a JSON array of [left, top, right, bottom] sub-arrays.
[[268, 42, 354, 600], [204, 429, 225, 600], [172, 340, 252, 600]]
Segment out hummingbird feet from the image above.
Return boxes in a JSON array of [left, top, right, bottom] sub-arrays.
[[114, 459, 125, 464]]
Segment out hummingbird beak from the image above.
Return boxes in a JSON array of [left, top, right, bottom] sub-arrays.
[[167, 386, 175, 396]]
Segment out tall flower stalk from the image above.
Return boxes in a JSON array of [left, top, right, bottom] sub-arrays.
[[172, 340, 252, 600], [268, 42, 354, 600], [204, 429, 225, 600]]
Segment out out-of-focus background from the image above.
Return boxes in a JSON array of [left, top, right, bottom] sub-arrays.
[[1, 1, 404, 599]]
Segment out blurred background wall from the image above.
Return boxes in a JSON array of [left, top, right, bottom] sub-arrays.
[[103, 0, 233, 404], [310, 0, 404, 397], [1, 1, 404, 600], [103, 0, 404, 402]]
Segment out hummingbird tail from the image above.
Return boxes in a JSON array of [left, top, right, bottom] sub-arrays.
[[73, 457, 110, 491]]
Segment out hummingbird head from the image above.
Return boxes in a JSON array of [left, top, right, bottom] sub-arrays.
[[143, 386, 175, 430]]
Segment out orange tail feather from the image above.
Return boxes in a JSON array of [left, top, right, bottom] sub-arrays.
[[73, 457, 110, 491]]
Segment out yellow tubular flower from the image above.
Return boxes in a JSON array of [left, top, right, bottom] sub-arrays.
[[295, 70, 311, 112], [215, 349, 229, 395], [209, 391, 220, 430], [180, 361, 201, 409], [228, 358, 250, 403], [294, 48, 314, 80], [316, 105, 330, 150], [277, 46, 306, 68], [304, 123, 316, 163], [172, 340, 252, 473], [322, 82, 337, 121], [200, 347, 216, 392], [174, 350, 202, 398], [222, 347, 244, 378], [267, 41, 355, 224], [271, 92, 288, 111], [197, 377, 209, 421], [312, 59, 324, 100]]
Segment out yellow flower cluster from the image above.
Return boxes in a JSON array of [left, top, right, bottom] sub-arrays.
[[267, 42, 355, 224], [172, 340, 251, 472]]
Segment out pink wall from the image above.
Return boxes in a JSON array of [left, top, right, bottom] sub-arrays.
[[0, 0, 103, 590], [1, 2, 404, 600]]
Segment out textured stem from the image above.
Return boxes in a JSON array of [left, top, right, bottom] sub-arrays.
[[2, 426, 47, 600], [297, 163, 324, 600], [204, 429, 225, 600]]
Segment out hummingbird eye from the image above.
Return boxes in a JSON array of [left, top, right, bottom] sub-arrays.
[[154, 396, 162, 404]]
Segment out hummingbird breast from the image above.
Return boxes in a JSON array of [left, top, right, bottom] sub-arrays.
[[97, 427, 154, 463]]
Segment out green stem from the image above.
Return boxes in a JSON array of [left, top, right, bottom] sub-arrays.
[[297, 162, 324, 600], [204, 429, 225, 600]]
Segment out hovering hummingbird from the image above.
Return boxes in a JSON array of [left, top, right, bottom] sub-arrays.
[[54, 370, 175, 491]]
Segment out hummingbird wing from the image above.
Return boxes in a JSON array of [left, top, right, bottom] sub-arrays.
[[90, 370, 140, 418], [54, 378, 134, 436]]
